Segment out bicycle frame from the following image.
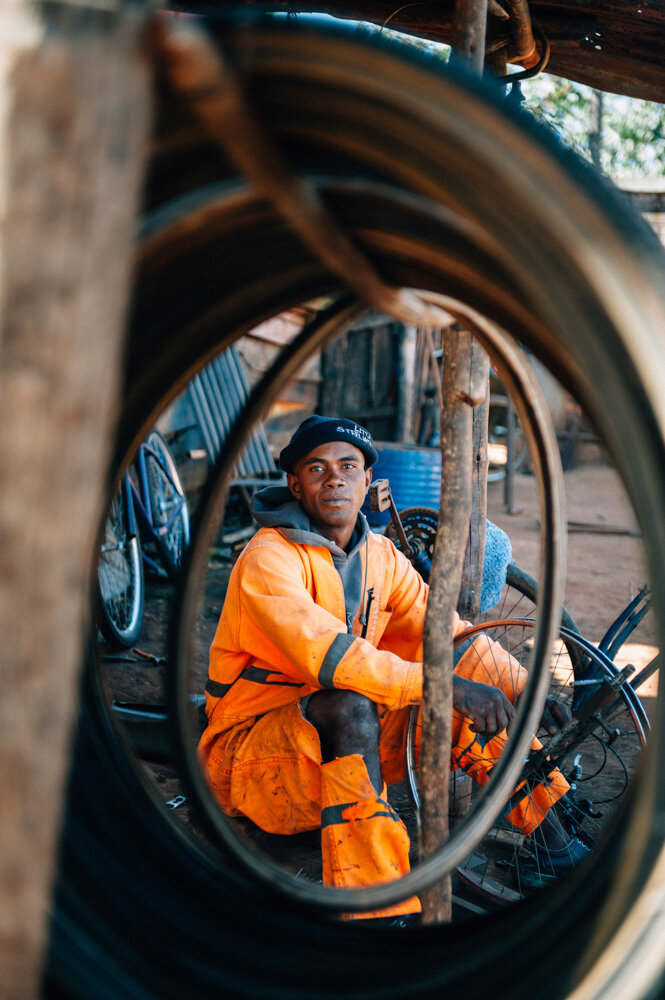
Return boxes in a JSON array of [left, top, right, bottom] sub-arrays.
[[404, 611, 656, 817], [492, 620, 651, 819], [598, 586, 652, 662]]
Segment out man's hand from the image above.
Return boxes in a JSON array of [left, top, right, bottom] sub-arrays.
[[453, 675, 515, 737], [540, 696, 572, 735]]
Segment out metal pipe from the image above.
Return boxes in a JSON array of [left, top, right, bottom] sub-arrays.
[[502, 0, 539, 68]]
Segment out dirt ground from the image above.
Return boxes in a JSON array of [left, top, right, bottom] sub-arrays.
[[99, 456, 660, 911]]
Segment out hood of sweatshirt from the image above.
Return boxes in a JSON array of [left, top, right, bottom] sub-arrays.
[[250, 485, 371, 630]]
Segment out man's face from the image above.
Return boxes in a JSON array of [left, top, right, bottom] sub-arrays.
[[287, 440, 372, 546]]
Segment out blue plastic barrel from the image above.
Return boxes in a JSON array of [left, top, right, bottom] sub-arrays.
[[362, 443, 442, 526]]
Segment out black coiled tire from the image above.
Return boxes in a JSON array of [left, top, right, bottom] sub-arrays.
[[46, 17, 665, 1000]]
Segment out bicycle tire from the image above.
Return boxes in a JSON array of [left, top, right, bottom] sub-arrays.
[[143, 430, 190, 579], [47, 17, 665, 1000], [480, 563, 580, 636], [440, 619, 647, 905], [169, 297, 565, 915], [97, 481, 144, 649]]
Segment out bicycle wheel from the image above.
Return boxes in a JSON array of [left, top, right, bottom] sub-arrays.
[[97, 480, 144, 649], [143, 430, 190, 579], [385, 511, 580, 634], [405, 619, 648, 906], [479, 563, 580, 635], [487, 394, 528, 482]]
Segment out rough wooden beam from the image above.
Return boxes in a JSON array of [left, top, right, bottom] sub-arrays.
[[451, 0, 487, 71], [395, 326, 418, 443], [188, 1, 665, 100], [0, 3, 150, 995]]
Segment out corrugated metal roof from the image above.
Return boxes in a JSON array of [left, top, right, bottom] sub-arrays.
[[187, 345, 280, 479]]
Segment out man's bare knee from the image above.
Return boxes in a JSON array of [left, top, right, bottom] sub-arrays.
[[306, 690, 378, 738], [305, 691, 380, 778]]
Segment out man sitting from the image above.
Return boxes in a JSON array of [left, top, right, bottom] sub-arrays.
[[199, 416, 587, 921]]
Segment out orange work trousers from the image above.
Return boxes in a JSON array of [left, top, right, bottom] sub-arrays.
[[201, 637, 569, 918]]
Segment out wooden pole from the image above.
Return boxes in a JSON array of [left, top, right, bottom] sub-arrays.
[[451, 0, 488, 72], [0, 3, 151, 995], [320, 333, 349, 415], [589, 89, 604, 169], [458, 343, 490, 620], [421, 330, 475, 921], [485, 44, 509, 77], [396, 325, 418, 442], [419, 0, 489, 924]]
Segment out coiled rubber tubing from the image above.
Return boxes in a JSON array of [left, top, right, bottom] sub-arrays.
[[45, 17, 665, 1000]]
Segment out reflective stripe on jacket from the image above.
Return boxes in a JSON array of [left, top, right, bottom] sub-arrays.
[[203, 526, 465, 739]]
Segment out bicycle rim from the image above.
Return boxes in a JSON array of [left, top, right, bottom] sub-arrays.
[[478, 563, 580, 635], [143, 430, 190, 577], [446, 620, 647, 906], [97, 486, 144, 648]]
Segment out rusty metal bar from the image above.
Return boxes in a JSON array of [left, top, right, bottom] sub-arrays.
[[502, 0, 539, 68]]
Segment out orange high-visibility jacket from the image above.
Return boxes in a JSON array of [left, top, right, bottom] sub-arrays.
[[202, 510, 466, 745]]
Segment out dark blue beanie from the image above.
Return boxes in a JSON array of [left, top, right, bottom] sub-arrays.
[[279, 416, 378, 472]]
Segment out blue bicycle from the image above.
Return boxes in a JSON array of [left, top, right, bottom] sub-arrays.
[[97, 429, 190, 648]]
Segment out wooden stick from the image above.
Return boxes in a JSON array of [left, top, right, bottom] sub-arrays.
[[458, 343, 490, 620], [153, 14, 456, 333], [420, 0, 489, 925], [0, 3, 150, 994], [452, 0, 488, 72], [420, 328, 486, 923]]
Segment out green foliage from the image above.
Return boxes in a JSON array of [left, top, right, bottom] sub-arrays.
[[522, 76, 665, 178], [324, 17, 663, 179], [354, 20, 451, 61]]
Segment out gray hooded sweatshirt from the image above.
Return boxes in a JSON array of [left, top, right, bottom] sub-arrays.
[[250, 485, 372, 635]]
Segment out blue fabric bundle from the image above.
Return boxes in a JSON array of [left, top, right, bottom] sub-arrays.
[[481, 520, 513, 613]]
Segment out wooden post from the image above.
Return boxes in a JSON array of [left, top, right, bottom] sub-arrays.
[[320, 334, 349, 415], [419, 0, 490, 923], [451, 0, 488, 72], [395, 325, 418, 443], [0, 3, 151, 995], [458, 343, 490, 620], [501, 0, 539, 69], [589, 89, 604, 169], [421, 330, 475, 922], [485, 44, 509, 77]]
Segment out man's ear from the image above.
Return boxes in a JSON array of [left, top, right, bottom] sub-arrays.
[[286, 472, 301, 499], [364, 468, 372, 493]]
